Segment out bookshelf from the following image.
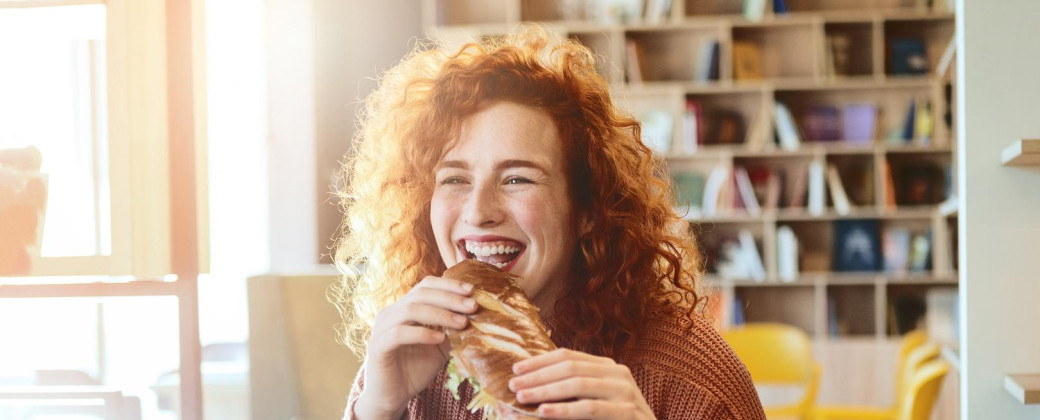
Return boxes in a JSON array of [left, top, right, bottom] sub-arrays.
[[424, 0, 958, 405]]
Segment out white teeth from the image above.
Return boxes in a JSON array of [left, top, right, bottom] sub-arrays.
[[463, 241, 522, 257]]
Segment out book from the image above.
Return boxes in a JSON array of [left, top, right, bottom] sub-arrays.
[[896, 162, 945, 205], [732, 41, 763, 80], [739, 229, 767, 282], [734, 166, 761, 216], [682, 100, 702, 153], [890, 295, 926, 335], [746, 166, 780, 210], [638, 109, 673, 154], [826, 34, 853, 77], [826, 164, 851, 215], [710, 110, 745, 145], [914, 99, 934, 146], [672, 171, 706, 210], [882, 158, 897, 209], [702, 164, 731, 217], [763, 170, 782, 210], [908, 231, 932, 272], [694, 39, 720, 82], [882, 226, 911, 275], [842, 103, 877, 144], [777, 225, 799, 282], [803, 105, 841, 142], [644, 0, 672, 24], [807, 160, 826, 216], [743, 112, 767, 150], [838, 161, 874, 206], [787, 163, 809, 208], [889, 38, 929, 75], [832, 219, 881, 272], [900, 99, 917, 143], [935, 35, 957, 79], [743, 0, 767, 21], [774, 102, 801, 151], [625, 39, 645, 84], [926, 288, 959, 350], [732, 296, 746, 326]]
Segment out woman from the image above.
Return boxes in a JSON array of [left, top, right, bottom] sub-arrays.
[[332, 26, 765, 420]]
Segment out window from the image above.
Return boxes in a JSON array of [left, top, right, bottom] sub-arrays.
[[0, 0, 207, 418], [0, 4, 112, 270]]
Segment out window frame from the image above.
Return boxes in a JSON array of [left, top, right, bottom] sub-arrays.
[[0, 0, 208, 419]]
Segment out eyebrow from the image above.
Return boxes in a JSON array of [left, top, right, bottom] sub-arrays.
[[437, 159, 549, 173]]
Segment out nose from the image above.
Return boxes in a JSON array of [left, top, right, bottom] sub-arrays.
[[462, 181, 504, 228]]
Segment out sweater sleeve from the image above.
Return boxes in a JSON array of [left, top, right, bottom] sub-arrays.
[[343, 365, 365, 420], [637, 368, 759, 420], [619, 315, 766, 420]]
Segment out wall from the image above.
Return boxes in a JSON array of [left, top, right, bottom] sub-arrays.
[[314, 0, 424, 264], [265, 0, 421, 268], [958, 0, 1040, 418]]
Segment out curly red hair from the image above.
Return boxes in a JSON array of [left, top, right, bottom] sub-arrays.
[[332, 26, 705, 357]]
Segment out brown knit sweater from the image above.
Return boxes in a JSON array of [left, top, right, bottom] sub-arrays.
[[346, 314, 765, 419]]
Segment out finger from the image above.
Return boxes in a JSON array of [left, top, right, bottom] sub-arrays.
[[371, 324, 445, 353], [409, 286, 479, 315], [513, 348, 612, 375], [392, 301, 469, 330], [509, 360, 617, 391], [515, 376, 630, 404], [416, 275, 474, 295], [538, 400, 638, 420]]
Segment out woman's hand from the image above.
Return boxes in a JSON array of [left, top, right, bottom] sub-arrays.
[[509, 349, 656, 420], [353, 276, 479, 420]]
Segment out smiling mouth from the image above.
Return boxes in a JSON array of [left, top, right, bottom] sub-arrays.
[[457, 240, 526, 270]]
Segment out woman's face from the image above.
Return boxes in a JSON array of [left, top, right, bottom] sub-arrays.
[[431, 101, 582, 311]]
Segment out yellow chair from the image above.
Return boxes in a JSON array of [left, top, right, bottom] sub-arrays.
[[899, 360, 951, 420], [722, 323, 821, 419], [810, 342, 943, 420], [894, 330, 929, 401]]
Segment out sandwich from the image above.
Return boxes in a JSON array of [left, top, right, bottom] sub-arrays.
[[442, 260, 556, 420]]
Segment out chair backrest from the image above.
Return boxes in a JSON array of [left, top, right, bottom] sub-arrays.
[[897, 343, 940, 407], [722, 323, 816, 385], [895, 330, 929, 388], [897, 359, 950, 420]]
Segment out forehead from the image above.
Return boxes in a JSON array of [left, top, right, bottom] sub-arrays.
[[442, 102, 564, 167]]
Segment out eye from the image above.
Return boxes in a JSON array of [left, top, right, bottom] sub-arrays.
[[439, 176, 467, 185], [504, 176, 533, 185]]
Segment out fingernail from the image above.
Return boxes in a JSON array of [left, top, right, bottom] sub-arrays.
[[461, 283, 473, 292], [513, 362, 522, 373], [454, 314, 467, 324], [508, 378, 517, 391], [463, 298, 476, 307]]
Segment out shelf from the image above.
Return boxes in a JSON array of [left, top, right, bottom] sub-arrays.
[[1000, 139, 1040, 166], [682, 207, 942, 223], [624, 76, 939, 94], [433, 11, 953, 33], [1004, 374, 1040, 405], [664, 143, 950, 160], [705, 272, 955, 287]]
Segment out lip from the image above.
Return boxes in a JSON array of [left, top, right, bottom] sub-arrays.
[[455, 234, 527, 273]]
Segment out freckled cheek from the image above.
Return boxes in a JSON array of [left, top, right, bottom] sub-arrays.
[[429, 197, 460, 253]]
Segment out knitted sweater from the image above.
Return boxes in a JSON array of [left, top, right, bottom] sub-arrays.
[[346, 314, 765, 419]]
